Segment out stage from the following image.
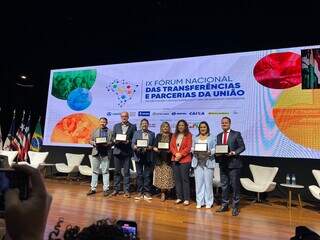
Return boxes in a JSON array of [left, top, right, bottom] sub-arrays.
[[44, 180, 320, 239]]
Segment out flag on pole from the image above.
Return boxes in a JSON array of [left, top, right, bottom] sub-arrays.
[[22, 114, 31, 161], [12, 110, 26, 161], [3, 110, 16, 150], [30, 116, 43, 152], [0, 107, 3, 150]]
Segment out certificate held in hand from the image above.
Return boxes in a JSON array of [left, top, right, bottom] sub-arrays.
[[158, 142, 169, 150], [137, 139, 148, 148], [95, 137, 107, 144], [215, 144, 229, 154], [194, 143, 208, 152], [116, 134, 127, 142]]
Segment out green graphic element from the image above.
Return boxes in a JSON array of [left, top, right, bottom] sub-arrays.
[[51, 69, 97, 100]]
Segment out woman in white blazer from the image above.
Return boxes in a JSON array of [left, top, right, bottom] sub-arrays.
[[191, 121, 216, 209]]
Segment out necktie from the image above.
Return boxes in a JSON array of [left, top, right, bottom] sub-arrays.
[[223, 132, 227, 144]]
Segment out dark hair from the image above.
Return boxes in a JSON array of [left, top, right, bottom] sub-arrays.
[[221, 116, 231, 123], [197, 121, 210, 136], [99, 117, 108, 122], [175, 119, 189, 136], [49, 218, 132, 240], [140, 118, 149, 125]]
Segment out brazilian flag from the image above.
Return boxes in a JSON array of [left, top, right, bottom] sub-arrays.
[[30, 117, 43, 152]]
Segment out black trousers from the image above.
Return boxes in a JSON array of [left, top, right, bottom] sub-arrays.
[[173, 162, 191, 201], [114, 154, 131, 192], [135, 156, 153, 194], [220, 166, 241, 208]]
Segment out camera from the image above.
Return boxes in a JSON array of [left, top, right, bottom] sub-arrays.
[[116, 220, 138, 240], [0, 169, 29, 213]]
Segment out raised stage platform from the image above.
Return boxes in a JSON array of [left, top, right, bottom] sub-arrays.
[[45, 180, 320, 240]]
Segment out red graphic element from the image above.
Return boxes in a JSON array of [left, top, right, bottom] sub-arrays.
[[253, 52, 301, 89]]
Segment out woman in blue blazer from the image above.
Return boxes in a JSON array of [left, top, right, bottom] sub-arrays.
[[191, 121, 216, 209]]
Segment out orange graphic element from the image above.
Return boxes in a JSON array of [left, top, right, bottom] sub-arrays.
[[51, 113, 99, 144], [273, 85, 320, 150]]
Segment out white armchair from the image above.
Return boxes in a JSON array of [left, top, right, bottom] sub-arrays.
[[121, 159, 137, 179], [213, 163, 221, 194], [79, 155, 94, 176], [240, 164, 279, 202], [55, 153, 84, 179], [309, 169, 320, 201], [0, 150, 18, 166], [18, 151, 49, 168], [79, 155, 115, 176]]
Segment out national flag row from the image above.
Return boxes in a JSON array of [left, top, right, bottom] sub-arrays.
[[0, 109, 43, 162]]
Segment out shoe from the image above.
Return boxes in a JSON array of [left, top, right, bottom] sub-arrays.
[[196, 205, 202, 209], [205, 205, 212, 209], [124, 192, 131, 198], [135, 193, 143, 200], [160, 193, 166, 202], [175, 199, 183, 204], [216, 205, 229, 212], [232, 208, 240, 216], [86, 189, 96, 196], [183, 200, 190, 206], [103, 190, 112, 197], [111, 190, 119, 196], [144, 193, 152, 200]]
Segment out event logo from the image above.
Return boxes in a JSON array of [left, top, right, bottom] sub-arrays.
[[152, 112, 170, 116], [106, 79, 139, 107], [138, 111, 151, 117], [171, 112, 187, 116], [189, 111, 205, 116], [189, 122, 201, 129]]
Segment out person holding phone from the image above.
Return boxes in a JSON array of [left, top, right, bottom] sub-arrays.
[[87, 117, 113, 197], [1, 164, 52, 240], [112, 112, 137, 198], [215, 117, 245, 216], [153, 122, 175, 201], [191, 121, 216, 209], [170, 119, 192, 206], [132, 119, 155, 200]]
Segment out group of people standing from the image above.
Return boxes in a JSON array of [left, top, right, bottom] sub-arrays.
[[87, 111, 245, 216]]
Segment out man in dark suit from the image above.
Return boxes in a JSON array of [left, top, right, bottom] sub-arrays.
[[215, 117, 245, 216], [111, 111, 137, 198]]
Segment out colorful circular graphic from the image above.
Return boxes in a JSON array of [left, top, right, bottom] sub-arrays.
[[67, 88, 92, 111], [51, 69, 96, 100], [51, 113, 99, 144], [253, 52, 301, 89], [273, 85, 320, 150]]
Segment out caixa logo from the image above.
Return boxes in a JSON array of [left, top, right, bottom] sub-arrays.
[[138, 111, 151, 116], [189, 111, 205, 116], [106, 112, 112, 116]]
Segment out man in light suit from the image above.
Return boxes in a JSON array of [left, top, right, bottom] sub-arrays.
[[87, 117, 113, 196], [132, 119, 155, 200], [111, 112, 137, 198], [215, 117, 245, 216]]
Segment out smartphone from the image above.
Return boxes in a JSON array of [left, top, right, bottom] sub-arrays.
[[116, 220, 138, 240], [0, 169, 29, 213]]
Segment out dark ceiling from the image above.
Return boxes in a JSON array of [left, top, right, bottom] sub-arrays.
[[0, 1, 319, 128]]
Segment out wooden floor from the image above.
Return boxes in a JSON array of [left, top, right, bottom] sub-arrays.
[[44, 180, 320, 240]]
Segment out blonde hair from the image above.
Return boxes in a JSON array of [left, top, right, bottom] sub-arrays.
[[160, 121, 171, 134]]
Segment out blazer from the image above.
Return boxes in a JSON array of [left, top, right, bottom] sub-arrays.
[[131, 130, 156, 162], [216, 129, 245, 169], [170, 132, 192, 164], [191, 134, 216, 169], [90, 127, 113, 157], [112, 122, 137, 156]]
